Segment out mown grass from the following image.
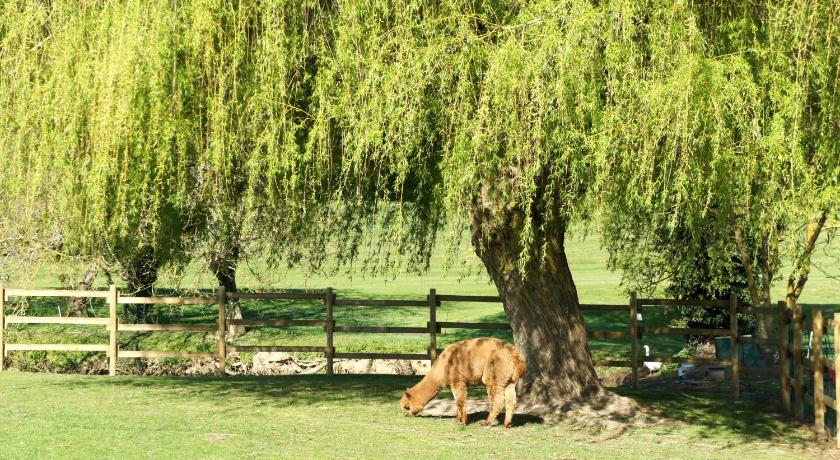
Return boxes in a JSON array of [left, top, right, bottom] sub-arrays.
[[0, 371, 828, 459]]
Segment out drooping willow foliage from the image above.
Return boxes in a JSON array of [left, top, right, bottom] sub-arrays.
[[600, 0, 840, 293], [0, 0, 837, 279], [0, 0, 322, 274], [0, 1, 195, 274]]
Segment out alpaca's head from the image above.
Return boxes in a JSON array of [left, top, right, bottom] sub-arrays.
[[400, 388, 425, 416]]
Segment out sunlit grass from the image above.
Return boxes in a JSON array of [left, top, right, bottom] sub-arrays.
[[0, 372, 826, 459]]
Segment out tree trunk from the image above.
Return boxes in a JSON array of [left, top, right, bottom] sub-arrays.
[[208, 245, 244, 337], [476, 240, 603, 403], [67, 263, 98, 317], [733, 227, 775, 345], [120, 246, 159, 323], [470, 204, 608, 408]]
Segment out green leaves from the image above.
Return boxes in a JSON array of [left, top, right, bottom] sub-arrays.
[[0, 0, 836, 280]]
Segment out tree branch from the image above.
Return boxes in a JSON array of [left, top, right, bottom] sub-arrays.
[[786, 210, 829, 306], [733, 223, 762, 306]]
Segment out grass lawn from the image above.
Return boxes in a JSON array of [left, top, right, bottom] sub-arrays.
[[0, 371, 829, 459]]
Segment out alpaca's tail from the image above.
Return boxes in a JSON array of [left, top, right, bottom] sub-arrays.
[[510, 347, 527, 382]]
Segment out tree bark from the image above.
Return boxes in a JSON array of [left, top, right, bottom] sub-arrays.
[[67, 263, 98, 317], [208, 244, 244, 337], [120, 246, 159, 323], [470, 205, 603, 407], [733, 226, 775, 342]]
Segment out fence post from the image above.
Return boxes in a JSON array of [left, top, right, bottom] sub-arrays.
[[834, 312, 840, 448], [779, 301, 790, 414], [217, 286, 226, 376], [630, 292, 639, 389], [108, 284, 118, 376], [813, 308, 825, 435], [428, 289, 438, 363], [730, 293, 740, 398], [793, 304, 804, 421], [325, 287, 334, 376], [0, 285, 5, 371]]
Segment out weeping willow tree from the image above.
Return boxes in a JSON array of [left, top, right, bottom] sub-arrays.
[[0, 1, 198, 320], [1, 0, 837, 414], [182, 2, 328, 332], [250, 0, 838, 408], [257, 0, 659, 408], [602, 0, 840, 343], [0, 1, 310, 317]]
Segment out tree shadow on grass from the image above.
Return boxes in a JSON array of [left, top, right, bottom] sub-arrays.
[[416, 411, 545, 427], [34, 372, 539, 417], [56, 372, 546, 426], [468, 411, 545, 427], [614, 386, 816, 447], [418, 396, 545, 427]]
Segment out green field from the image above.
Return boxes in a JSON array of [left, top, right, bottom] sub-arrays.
[[13, 229, 838, 303], [3, 232, 838, 371], [0, 372, 827, 459]]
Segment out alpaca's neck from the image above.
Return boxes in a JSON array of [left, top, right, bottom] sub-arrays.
[[411, 374, 441, 407]]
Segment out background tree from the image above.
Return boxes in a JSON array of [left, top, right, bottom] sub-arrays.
[[602, 0, 839, 345], [184, 2, 330, 333], [0, 1, 197, 322]]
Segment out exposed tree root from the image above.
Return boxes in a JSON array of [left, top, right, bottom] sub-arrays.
[[523, 389, 653, 433], [422, 389, 653, 433]]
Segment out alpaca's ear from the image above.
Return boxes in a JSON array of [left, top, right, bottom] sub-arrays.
[[404, 388, 411, 396]]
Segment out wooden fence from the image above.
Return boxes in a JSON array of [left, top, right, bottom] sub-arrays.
[[780, 303, 840, 446], [0, 285, 761, 397]]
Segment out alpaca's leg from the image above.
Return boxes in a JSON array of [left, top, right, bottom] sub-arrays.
[[483, 385, 496, 426], [484, 385, 505, 426], [503, 384, 517, 428], [452, 382, 468, 425]]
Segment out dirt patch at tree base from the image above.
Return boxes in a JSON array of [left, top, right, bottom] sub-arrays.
[[421, 390, 653, 432], [535, 391, 653, 434]]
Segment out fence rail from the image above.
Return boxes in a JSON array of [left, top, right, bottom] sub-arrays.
[[227, 291, 324, 300], [117, 323, 216, 332], [5, 343, 109, 352], [228, 319, 327, 327], [4, 289, 110, 299], [638, 326, 732, 336], [0, 285, 760, 398], [437, 321, 510, 330], [119, 351, 215, 359], [637, 298, 730, 307], [580, 304, 629, 311], [5, 316, 109, 325], [228, 345, 331, 353]]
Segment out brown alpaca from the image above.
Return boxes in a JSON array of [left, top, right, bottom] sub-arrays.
[[400, 337, 526, 428]]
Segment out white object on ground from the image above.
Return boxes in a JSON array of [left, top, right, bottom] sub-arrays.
[[642, 344, 662, 372]]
